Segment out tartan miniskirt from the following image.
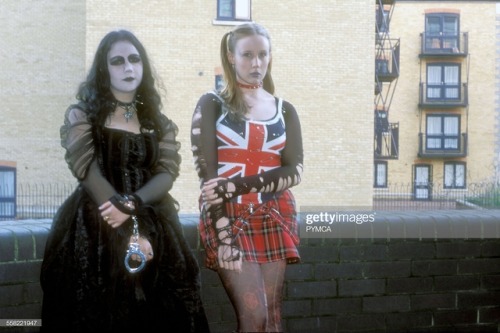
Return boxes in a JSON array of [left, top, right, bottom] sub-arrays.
[[198, 189, 300, 270]]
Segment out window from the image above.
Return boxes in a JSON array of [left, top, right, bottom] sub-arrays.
[[216, 0, 251, 22], [215, 74, 224, 92], [374, 161, 387, 188], [425, 13, 459, 51], [413, 164, 432, 200], [376, 7, 390, 33], [427, 63, 460, 100], [444, 162, 466, 189], [426, 114, 460, 150], [0, 165, 16, 219]]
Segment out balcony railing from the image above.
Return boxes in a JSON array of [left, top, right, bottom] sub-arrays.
[[418, 132, 468, 158], [419, 82, 468, 108], [375, 38, 400, 82], [419, 32, 468, 57], [0, 182, 77, 220]]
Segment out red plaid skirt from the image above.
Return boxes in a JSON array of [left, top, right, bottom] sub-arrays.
[[199, 190, 300, 270]]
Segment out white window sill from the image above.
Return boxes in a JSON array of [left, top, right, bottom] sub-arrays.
[[212, 19, 253, 26]]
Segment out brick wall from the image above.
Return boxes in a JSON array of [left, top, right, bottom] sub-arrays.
[[0, 211, 499, 333]]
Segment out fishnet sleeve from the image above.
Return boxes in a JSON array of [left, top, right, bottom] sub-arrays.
[[191, 93, 220, 184], [191, 92, 226, 221], [133, 115, 181, 204]]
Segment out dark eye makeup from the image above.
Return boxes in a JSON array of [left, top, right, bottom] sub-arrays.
[[128, 54, 141, 63], [109, 54, 141, 66]]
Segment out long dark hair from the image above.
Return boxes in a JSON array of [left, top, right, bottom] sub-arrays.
[[220, 23, 275, 119], [75, 29, 166, 136]]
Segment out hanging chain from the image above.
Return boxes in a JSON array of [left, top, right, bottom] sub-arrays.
[[124, 215, 146, 273]]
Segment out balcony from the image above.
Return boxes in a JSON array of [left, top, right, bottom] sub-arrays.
[[375, 121, 399, 160], [375, 39, 400, 82], [419, 32, 468, 58], [419, 82, 468, 108], [418, 133, 468, 158]]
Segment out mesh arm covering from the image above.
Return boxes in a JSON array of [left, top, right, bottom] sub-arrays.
[[224, 100, 303, 198], [191, 93, 304, 224], [135, 115, 181, 204], [60, 108, 181, 206], [191, 93, 225, 221], [191, 92, 304, 205], [60, 107, 114, 205], [60, 107, 95, 181]]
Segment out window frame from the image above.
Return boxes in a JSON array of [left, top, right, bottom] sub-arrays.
[[374, 161, 388, 188], [426, 62, 461, 101], [425, 13, 460, 52], [0, 165, 17, 219], [413, 164, 433, 200], [215, 0, 252, 24], [215, 74, 224, 92], [425, 114, 461, 151], [444, 161, 466, 189]]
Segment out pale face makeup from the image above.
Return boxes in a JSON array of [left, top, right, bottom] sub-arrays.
[[107, 40, 143, 101]]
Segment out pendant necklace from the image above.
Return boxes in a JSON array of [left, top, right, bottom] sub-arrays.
[[115, 100, 138, 122]]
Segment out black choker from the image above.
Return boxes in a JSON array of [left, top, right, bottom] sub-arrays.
[[115, 99, 138, 122]]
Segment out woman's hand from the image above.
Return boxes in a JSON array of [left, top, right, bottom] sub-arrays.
[[99, 201, 129, 228], [202, 177, 235, 205], [218, 244, 242, 272], [129, 235, 154, 262], [215, 216, 242, 272]]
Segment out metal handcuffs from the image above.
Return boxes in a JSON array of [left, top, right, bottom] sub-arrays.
[[124, 215, 146, 273]]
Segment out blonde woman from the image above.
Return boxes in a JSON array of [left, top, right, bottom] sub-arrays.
[[191, 23, 303, 332]]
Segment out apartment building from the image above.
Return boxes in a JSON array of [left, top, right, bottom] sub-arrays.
[[3, 0, 495, 218], [374, 0, 498, 202], [0, 1, 374, 216]]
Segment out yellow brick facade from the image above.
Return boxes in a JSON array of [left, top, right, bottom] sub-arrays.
[[1, 0, 375, 214], [386, 1, 497, 189], [7, 1, 497, 215]]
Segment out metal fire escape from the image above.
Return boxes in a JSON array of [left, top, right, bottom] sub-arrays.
[[374, 0, 400, 159]]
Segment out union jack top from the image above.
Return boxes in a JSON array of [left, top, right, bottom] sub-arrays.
[[216, 98, 285, 204], [191, 91, 303, 212]]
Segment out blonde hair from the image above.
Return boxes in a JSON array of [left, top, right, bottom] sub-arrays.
[[219, 23, 275, 119]]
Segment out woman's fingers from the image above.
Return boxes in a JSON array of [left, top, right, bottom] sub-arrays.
[[138, 236, 154, 261], [218, 245, 242, 272]]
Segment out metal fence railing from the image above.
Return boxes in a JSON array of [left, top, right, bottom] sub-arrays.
[[1, 182, 499, 221], [374, 182, 500, 211], [0, 182, 77, 220]]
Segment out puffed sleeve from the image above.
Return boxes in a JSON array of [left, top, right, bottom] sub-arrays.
[[60, 107, 116, 205], [60, 107, 95, 180]]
